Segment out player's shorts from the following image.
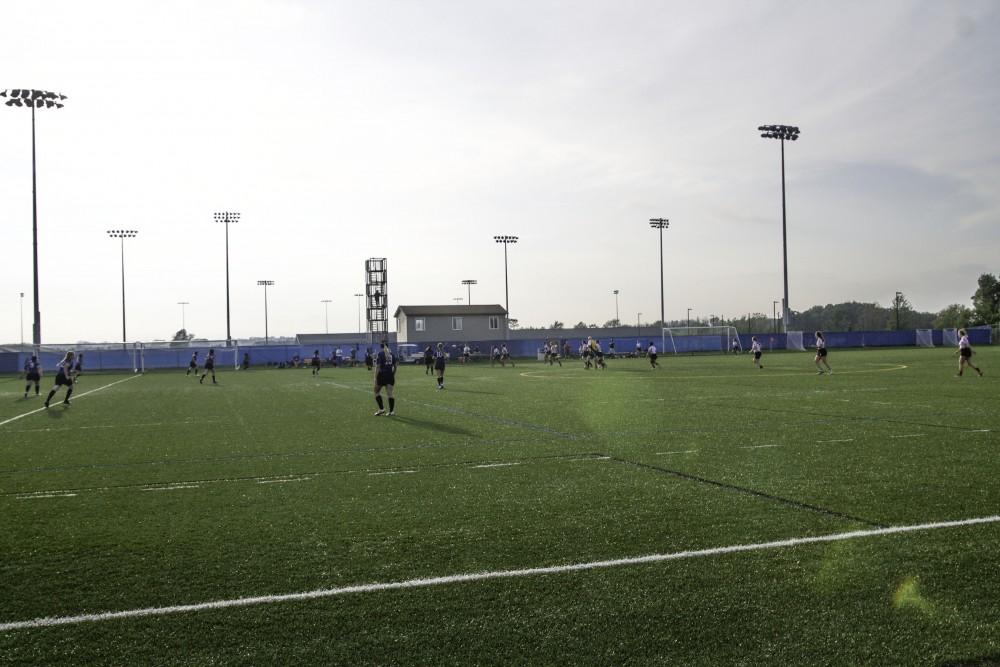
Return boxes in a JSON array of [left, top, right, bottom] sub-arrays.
[[434, 359, 446, 371], [55, 372, 73, 387], [425, 357, 434, 365], [960, 348, 972, 358], [817, 349, 828, 358], [26, 371, 40, 382], [204, 361, 215, 370], [376, 371, 395, 387], [189, 362, 197, 369], [754, 351, 762, 360], [649, 353, 658, 362], [312, 359, 321, 367]]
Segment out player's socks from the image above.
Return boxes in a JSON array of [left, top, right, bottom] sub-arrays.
[[388, 398, 395, 413], [375, 395, 384, 410], [437, 377, 443, 388], [44, 390, 56, 407]]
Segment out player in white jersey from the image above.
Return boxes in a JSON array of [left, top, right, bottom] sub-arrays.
[[547, 341, 562, 367], [814, 331, 832, 374], [647, 342, 659, 369], [44, 351, 76, 408], [750, 336, 763, 369], [955, 329, 983, 377]]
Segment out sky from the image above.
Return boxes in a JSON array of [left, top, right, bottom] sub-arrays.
[[1, 0, 998, 344]]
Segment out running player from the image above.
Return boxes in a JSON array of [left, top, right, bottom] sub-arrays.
[[548, 340, 562, 367], [72, 353, 84, 382], [373, 340, 397, 416], [647, 341, 659, 368], [956, 329, 984, 377], [44, 351, 76, 407], [364, 348, 374, 371], [491, 345, 501, 367], [433, 342, 447, 389], [311, 349, 322, 375], [186, 352, 199, 376], [591, 338, 606, 370], [23, 354, 42, 398], [500, 344, 513, 367], [750, 336, 763, 369], [814, 332, 832, 374], [200, 349, 217, 384]]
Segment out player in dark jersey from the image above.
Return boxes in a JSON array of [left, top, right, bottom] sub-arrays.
[[424, 345, 434, 374], [434, 342, 447, 390], [72, 353, 84, 383], [186, 352, 199, 376], [373, 340, 397, 416], [44, 351, 75, 407], [364, 348, 374, 371], [24, 354, 42, 398], [200, 349, 217, 384], [242, 352, 250, 370], [311, 349, 322, 375]]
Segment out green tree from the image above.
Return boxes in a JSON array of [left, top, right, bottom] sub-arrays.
[[549, 321, 564, 329], [933, 304, 973, 329], [603, 319, 621, 328], [971, 273, 1000, 325], [891, 292, 912, 330], [172, 328, 194, 341], [573, 321, 588, 329]]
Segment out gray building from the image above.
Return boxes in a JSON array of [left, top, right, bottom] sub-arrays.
[[394, 305, 508, 343]]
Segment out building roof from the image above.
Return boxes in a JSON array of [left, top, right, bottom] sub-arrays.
[[393, 304, 508, 317]]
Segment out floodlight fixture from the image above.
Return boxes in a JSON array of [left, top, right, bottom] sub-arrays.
[[758, 123, 801, 330], [258, 280, 275, 344], [214, 211, 240, 346], [4, 87, 68, 348], [107, 229, 139, 346], [648, 218, 670, 331], [493, 236, 518, 332], [461, 279, 477, 305]]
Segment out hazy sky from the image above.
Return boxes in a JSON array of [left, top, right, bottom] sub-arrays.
[[2, 0, 998, 343]]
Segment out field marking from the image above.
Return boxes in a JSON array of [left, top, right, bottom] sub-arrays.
[[0, 375, 143, 428], [655, 450, 699, 455], [741, 444, 781, 449], [471, 462, 520, 469], [3, 514, 997, 632], [16, 492, 77, 500], [141, 484, 200, 492], [891, 434, 925, 439], [816, 438, 854, 443], [519, 363, 908, 380], [258, 477, 311, 484], [367, 470, 416, 476]]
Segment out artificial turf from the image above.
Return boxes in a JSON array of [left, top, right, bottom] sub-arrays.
[[1, 347, 998, 665]]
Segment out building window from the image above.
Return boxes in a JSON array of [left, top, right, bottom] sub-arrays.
[[451, 316, 463, 331], [415, 318, 425, 332], [395, 318, 401, 333], [489, 315, 500, 330]]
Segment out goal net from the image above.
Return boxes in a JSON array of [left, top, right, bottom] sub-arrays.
[[942, 328, 958, 347], [786, 331, 806, 351], [915, 329, 934, 347], [662, 326, 743, 354]]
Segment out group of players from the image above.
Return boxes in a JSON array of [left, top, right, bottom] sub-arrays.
[[22, 351, 83, 407]]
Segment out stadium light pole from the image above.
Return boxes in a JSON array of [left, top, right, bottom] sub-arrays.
[[3, 89, 67, 350], [177, 301, 189, 332], [613, 290, 620, 325], [894, 291, 902, 330], [214, 211, 240, 347], [493, 236, 518, 328], [462, 279, 477, 306], [321, 299, 332, 334], [758, 124, 800, 332], [107, 230, 138, 347], [648, 219, 669, 333], [258, 280, 274, 344], [687, 307, 691, 332], [20, 292, 25, 347], [773, 300, 780, 333], [353, 293, 364, 334]]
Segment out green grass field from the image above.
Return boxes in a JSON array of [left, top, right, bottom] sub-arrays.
[[1, 348, 998, 665]]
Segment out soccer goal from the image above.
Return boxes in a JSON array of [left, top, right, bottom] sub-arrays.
[[786, 331, 807, 351], [942, 328, 959, 347], [915, 329, 934, 347], [662, 326, 743, 354]]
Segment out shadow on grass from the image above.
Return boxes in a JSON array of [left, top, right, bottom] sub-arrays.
[[441, 388, 500, 395], [939, 656, 1000, 667], [384, 415, 474, 436]]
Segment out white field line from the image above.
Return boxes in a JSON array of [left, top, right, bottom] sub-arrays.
[[817, 438, 854, 444], [17, 492, 77, 500], [655, 450, 699, 455], [0, 375, 143, 428], [741, 445, 781, 449], [368, 470, 417, 476], [969, 429, 992, 433], [566, 456, 611, 462], [891, 434, 926, 439], [141, 485, 200, 492], [2, 514, 998, 632], [471, 462, 521, 469], [257, 477, 310, 484]]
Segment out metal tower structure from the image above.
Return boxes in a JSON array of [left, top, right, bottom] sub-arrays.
[[365, 258, 388, 343]]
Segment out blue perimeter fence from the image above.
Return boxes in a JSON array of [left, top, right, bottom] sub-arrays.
[[0, 328, 992, 374]]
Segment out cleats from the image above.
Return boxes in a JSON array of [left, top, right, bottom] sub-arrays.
[[63, 400, 71, 406], [387, 411, 395, 416], [374, 409, 385, 416], [43, 401, 49, 409]]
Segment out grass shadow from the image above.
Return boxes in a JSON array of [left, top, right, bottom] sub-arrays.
[[384, 415, 474, 436]]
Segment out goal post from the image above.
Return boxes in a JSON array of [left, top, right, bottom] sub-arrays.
[[942, 328, 958, 347], [915, 329, 934, 348], [662, 326, 743, 354], [786, 331, 806, 351]]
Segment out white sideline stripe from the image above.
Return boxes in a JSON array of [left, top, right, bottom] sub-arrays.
[[2, 515, 998, 632], [471, 462, 520, 469], [0, 375, 142, 428], [891, 434, 925, 439], [368, 470, 416, 476], [566, 456, 611, 462], [655, 450, 698, 455], [141, 485, 199, 492], [17, 493, 77, 500], [741, 444, 780, 449], [258, 477, 310, 484], [969, 429, 991, 433], [817, 438, 854, 443]]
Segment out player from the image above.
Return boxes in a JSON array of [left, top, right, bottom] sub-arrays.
[[373, 339, 397, 416], [44, 351, 76, 408], [500, 344, 514, 367], [647, 341, 659, 369], [635, 340, 642, 357], [608, 339, 616, 358], [462, 343, 471, 364], [242, 352, 250, 370], [731, 338, 741, 354], [311, 349, 322, 375], [491, 345, 501, 367], [956, 329, 984, 377], [72, 353, 84, 382], [200, 349, 217, 384], [424, 345, 434, 374], [750, 336, 763, 369], [23, 354, 42, 398], [547, 340, 562, 367], [580, 340, 592, 369], [433, 342, 447, 389], [186, 352, 199, 376], [364, 348, 374, 371], [814, 332, 832, 374]]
